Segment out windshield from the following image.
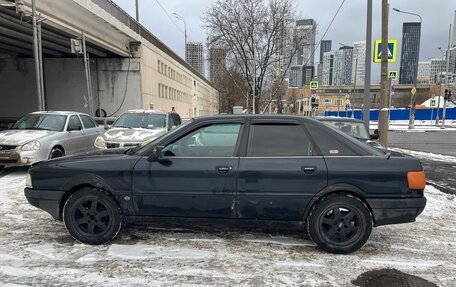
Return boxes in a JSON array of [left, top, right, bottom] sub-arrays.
[[324, 121, 370, 140], [113, 113, 166, 129], [12, 114, 67, 132], [129, 120, 192, 155]]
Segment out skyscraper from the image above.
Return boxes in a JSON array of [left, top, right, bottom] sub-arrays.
[[451, 10, 456, 47], [333, 46, 353, 86], [399, 22, 421, 85], [429, 58, 446, 84], [351, 41, 366, 86], [417, 61, 431, 84], [186, 42, 204, 76], [322, 51, 335, 86], [294, 19, 316, 66], [319, 40, 332, 65], [208, 47, 227, 84], [289, 65, 304, 88], [317, 40, 332, 83]]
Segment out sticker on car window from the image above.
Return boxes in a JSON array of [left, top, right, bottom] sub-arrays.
[[329, 150, 339, 155]]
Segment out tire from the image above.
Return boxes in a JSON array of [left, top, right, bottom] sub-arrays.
[[307, 194, 372, 254], [63, 188, 124, 245], [0, 165, 4, 171], [48, 147, 64, 160]]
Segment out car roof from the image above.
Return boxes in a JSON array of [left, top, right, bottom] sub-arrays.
[[195, 114, 318, 121], [30, 111, 89, 116], [123, 109, 168, 115], [314, 116, 365, 123]]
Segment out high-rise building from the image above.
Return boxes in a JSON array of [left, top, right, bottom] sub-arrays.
[[333, 46, 353, 86], [399, 22, 421, 85], [429, 58, 446, 84], [208, 47, 227, 84], [186, 42, 204, 76], [319, 40, 332, 65], [289, 65, 304, 88], [294, 19, 316, 66], [417, 61, 431, 84], [317, 40, 331, 83], [322, 51, 335, 86], [351, 41, 366, 86], [303, 66, 314, 85]]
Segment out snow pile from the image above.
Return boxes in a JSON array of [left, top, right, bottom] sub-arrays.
[[391, 148, 456, 163], [0, 171, 454, 286]]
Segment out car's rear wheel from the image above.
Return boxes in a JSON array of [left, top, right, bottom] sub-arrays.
[[63, 188, 124, 245], [49, 147, 64, 159], [307, 194, 372, 254]]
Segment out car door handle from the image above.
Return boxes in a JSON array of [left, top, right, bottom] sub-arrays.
[[302, 166, 317, 174], [217, 166, 232, 174]]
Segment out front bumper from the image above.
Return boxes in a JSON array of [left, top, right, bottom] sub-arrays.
[[367, 196, 427, 227], [24, 187, 66, 220], [0, 149, 43, 167]]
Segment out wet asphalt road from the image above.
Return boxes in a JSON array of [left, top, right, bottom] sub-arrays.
[[389, 130, 456, 194]]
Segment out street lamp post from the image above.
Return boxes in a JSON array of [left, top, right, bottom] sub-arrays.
[[393, 8, 422, 130], [173, 13, 187, 61]]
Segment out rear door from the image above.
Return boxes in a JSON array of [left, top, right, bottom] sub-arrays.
[[79, 114, 102, 151], [236, 119, 328, 221]]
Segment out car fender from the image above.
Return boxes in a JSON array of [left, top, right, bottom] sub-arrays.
[[63, 172, 112, 192]]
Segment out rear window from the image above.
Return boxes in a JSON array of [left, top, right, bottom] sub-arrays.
[[305, 121, 365, 156], [80, 115, 97, 129], [247, 124, 316, 157]]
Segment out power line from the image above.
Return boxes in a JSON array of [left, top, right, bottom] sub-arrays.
[[305, 0, 347, 67], [154, 0, 185, 35]]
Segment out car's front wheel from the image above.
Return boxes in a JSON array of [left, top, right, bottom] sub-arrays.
[[307, 194, 372, 254], [63, 188, 124, 245]]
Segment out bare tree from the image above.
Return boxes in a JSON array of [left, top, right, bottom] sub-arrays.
[[204, 0, 309, 113]]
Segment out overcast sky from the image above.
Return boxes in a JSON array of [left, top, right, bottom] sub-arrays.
[[113, 0, 456, 83]]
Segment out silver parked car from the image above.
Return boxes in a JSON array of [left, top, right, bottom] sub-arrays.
[[0, 111, 103, 170], [94, 109, 181, 149]]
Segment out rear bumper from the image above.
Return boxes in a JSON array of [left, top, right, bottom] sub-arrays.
[[24, 187, 66, 220], [367, 196, 426, 227]]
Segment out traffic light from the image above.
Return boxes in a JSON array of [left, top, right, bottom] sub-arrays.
[[311, 97, 319, 109], [444, 89, 451, 100]]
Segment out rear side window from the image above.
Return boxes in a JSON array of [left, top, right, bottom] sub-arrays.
[[68, 115, 83, 130], [80, 115, 96, 129], [305, 121, 362, 156], [247, 124, 316, 157]]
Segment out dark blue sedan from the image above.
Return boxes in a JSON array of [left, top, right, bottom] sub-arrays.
[[24, 115, 426, 254]]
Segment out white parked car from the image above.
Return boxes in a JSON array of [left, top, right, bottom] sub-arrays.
[[94, 109, 182, 149], [0, 111, 103, 170]]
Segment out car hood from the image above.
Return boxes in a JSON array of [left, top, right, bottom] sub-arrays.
[[104, 127, 167, 143], [0, 129, 56, 146]]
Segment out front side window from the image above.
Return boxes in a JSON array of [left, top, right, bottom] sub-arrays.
[[247, 124, 316, 157], [163, 123, 242, 157], [12, 114, 67, 132], [68, 115, 83, 130], [113, 113, 166, 129]]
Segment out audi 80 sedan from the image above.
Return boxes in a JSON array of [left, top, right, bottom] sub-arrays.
[[24, 115, 426, 254], [0, 111, 103, 171]]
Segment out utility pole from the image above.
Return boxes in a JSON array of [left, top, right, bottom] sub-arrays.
[[363, 0, 372, 127], [442, 24, 452, 129], [173, 13, 187, 61], [378, 0, 389, 148], [82, 32, 94, 116], [32, 0, 43, 111]]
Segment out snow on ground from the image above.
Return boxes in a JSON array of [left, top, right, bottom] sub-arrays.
[[0, 171, 455, 286], [390, 147, 456, 164], [369, 120, 456, 131]]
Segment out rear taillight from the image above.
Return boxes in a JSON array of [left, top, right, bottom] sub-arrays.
[[407, 171, 426, 190]]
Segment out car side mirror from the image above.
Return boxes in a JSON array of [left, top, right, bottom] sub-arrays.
[[370, 129, 379, 140], [67, 124, 82, 132], [7, 123, 13, 129], [104, 125, 111, 130], [149, 145, 167, 162]]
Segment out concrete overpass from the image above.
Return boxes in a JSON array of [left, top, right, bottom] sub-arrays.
[[0, 0, 218, 120]]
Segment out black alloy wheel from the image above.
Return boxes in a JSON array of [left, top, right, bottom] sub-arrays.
[[307, 194, 372, 254], [49, 147, 64, 159], [63, 188, 124, 245]]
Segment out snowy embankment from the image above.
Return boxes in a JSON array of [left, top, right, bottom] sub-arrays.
[[0, 171, 455, 286]]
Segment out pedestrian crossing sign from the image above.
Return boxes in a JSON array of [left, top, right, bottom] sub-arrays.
[[388, 70, 398, 80], [374, 39, 397, 63], [310, 81, 319, 90]]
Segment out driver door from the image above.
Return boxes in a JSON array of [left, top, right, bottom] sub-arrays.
[[132, 121, 244, 218]]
